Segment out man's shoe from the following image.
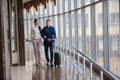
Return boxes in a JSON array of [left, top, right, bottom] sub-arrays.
[[51, 64, 54, 67]]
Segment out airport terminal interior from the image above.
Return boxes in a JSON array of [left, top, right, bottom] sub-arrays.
[[0, 0, 120, 80]]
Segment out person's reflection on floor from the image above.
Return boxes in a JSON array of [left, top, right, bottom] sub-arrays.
[[45, 67, 53, 80], [45, 67, 62, 80], [32, 66, 42, 80], [32, 65, 62, 80]]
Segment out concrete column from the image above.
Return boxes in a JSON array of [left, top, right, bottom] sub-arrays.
[[0, 0, 10, 80], [16, 0, 25, 66], [0, 0, 5, 79]]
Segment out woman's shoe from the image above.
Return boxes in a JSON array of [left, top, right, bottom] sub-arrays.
[[36, 64, 38, 66], [47, 62, 49, 66]]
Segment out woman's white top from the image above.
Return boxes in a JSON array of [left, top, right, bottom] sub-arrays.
[[31, 26, 41, 40]]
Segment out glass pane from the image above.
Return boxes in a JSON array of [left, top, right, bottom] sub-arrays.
[[109, 0, 120, 76], [60, 15, 64, 41], [24, 9, 27, 19], [27, 13, 31, 39], [78, 10, 82, 51], [44, 8, 47, 16], [24, 9, 28, 39], [71, 12, 75, 47], [49, 1, 52, 15], [65, 0, 68, 12], [30, 19, 33, 28], [85, 0, 90, 5], [30, 7, 34, 18], [54, 16, 58, 38], [65, 13, 69, 44], [24, 20, 27, 39], [95, 2, 103, 66], [11, 2, 19, 64], [54, 1, 57, 14], [77, 0, 81, 8], [11, 11, 15, 51], [35, 9, 38, 18], [40, 19, 43, 28], [58, 0, 62, 13], [85, 7, 91, 58], [39, 6, 44, 27], [40, 6, 43, 17], [71, 0, 74, 10]]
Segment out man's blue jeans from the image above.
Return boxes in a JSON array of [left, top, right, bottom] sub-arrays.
[[44, 41, 54, 63]]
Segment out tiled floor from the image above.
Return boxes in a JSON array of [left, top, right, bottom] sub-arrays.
[[11, 42, 101, 80]]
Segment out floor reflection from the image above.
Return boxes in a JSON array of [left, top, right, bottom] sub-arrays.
[[10, 42, 101, 80], [32, 64, 62, 80]]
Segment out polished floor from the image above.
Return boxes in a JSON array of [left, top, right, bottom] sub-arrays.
[[11, 42, 101, 80], [11, 58, 101, 80]]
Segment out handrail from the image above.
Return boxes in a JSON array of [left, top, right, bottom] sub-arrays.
[[71, 47, 119, 80], [55, 40, 119, 80]]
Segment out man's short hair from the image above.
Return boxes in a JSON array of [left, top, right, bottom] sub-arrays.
[[46, 19, 51, 22], [34, 19, 38, 23]]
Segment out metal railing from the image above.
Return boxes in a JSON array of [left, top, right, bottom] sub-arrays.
[[55, 40, 119, 80]]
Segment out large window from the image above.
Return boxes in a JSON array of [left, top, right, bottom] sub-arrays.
[[60, 15, 64, 41], [58, 0, 62, 13], [98, 14, 103, 26], [30, 8, 34, 28], [110, 13, 119, 26], [54, 16, 58, 38], [78, 10, 82, 51], [85, 0, 90, 5], [95, 2, 103, 66], [77, 0, 81, 8], [48, 1, 52, 15], [85, 7, 91, 58], [54, 1, 57, 14], [65, 14, 69, 44], [109, 0, 120, 76], [71, 0, 74, 10], [44, 7, 47, 16], [71, 12, 75, 47], [24, 9, 27, 39], [65, 0, 68, 12]]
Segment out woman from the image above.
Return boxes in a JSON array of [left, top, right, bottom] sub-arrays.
[[31, 19, 42, 66]]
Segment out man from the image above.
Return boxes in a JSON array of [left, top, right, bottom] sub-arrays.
[[41, 19, 56, 67], [31, 19, 42, 66]]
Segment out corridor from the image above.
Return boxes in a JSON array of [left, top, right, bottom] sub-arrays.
[[11, 42, 101, 80], [0, 0, 120, 80]]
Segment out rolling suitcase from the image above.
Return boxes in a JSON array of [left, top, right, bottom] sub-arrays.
[[54, 52, 61, 67]]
